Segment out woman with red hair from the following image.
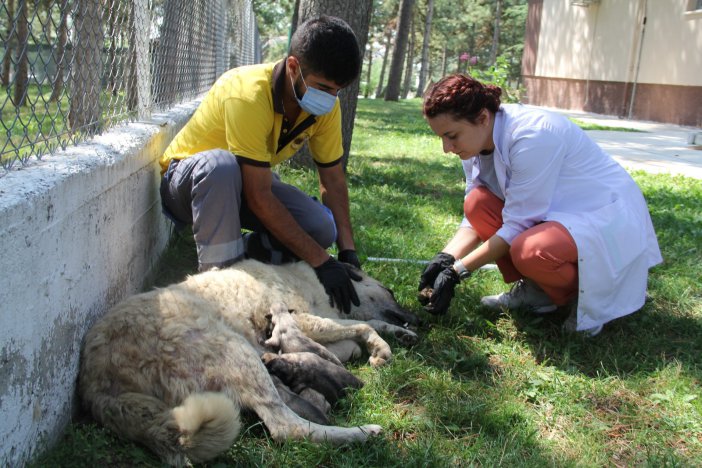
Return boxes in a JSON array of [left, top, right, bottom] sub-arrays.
[[417, 74, 661, 337]]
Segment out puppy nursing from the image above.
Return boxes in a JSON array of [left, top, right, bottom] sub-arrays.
[[79, 260, 419, 466]]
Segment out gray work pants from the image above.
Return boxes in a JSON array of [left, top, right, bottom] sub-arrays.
[[160, 149, 336, 271]]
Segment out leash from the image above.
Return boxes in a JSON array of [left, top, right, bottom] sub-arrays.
[[365, 257, 498, 270]]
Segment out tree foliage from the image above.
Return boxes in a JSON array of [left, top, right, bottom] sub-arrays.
[[367, 0, 527, 100], [251, 0, 297, 62]]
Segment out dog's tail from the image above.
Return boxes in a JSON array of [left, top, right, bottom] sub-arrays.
[[87, 391, 241, 466], [172, 392, 242, 463]]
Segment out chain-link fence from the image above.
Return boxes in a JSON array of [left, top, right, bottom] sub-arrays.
[[1, 0, 261, 174]]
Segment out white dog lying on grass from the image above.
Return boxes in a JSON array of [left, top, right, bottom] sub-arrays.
[[79, 259, 419, 466]]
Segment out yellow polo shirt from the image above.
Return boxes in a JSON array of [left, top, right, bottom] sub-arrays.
[[160, 61, 344, 174]]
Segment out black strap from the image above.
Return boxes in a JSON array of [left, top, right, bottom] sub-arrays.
[[277, 114, 316, 154]]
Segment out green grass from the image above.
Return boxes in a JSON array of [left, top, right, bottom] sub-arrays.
[[569, 118, 646, 133], [32, 98, 702, 467]]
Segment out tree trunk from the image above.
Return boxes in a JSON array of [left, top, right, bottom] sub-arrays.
[[384, 0, 414, 101], [426, 56, 433, 91], [154, 0, 184, 106], [364, 45, 372, 98], [13, 0, 28, 107], [374, 26, 392, 99], [290, 0, 301, 40], [401, 13, 415, 99], [414, 0, 433, 98], [441, 43, 447, 77], [489, 0, 502, 66], [106, 1, 119, 96], [126, 1, 138, 111], [2, 0, 16, 88], [289, 0, 373, 171], [69, 0, 103, 133], [49, 0, 69, 102]]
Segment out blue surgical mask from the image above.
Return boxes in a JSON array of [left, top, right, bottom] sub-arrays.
[[291, 68, 337, 116]]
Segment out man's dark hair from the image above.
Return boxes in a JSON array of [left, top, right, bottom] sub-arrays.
[[289, 15, 361, 87]]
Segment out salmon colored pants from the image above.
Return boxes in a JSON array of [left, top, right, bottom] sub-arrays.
[[464, 186, 579, 305]]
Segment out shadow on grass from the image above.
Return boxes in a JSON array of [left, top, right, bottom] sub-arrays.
[[427, 265, 702, 385], [419, 275, 702, 390], [506, 302, 702, 381], [369, 316, 573, 465]]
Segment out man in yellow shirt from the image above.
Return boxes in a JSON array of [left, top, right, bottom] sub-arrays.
[[159, 16, 362, 313]]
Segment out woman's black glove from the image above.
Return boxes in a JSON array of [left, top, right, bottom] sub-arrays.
[[418, 252, 455, 298], [314, 257, 361, 314], [338, 249, 361, 269], [424, 267, 460, 315]]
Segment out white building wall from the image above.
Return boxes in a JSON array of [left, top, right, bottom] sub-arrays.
[[639, 0, 702, 86], [535, 0, 702, 86], [0, 101, 198, 466]]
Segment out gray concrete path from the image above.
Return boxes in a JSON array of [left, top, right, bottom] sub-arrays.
[[529, 106, 702, 180]]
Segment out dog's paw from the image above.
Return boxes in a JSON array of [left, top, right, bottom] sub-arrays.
[[360, 424, 382, 437], [368, 355, 389, 367], [261, 352, 278, 365], [393, 328, 418, 347]]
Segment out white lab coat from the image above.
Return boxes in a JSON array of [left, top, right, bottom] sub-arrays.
[[461, 104, 662, 330]]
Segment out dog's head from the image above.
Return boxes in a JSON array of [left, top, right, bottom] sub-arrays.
[[346, 265, 421, 327]]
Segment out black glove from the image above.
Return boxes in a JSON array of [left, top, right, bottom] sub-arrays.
[[418, 252, 455, 294], [314, 257, 361, 314], [424, 267, 460, 315], [338, 249, 362, 269]]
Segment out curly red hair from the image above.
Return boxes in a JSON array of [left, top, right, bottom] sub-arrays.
[[423, 74, 502, 123]]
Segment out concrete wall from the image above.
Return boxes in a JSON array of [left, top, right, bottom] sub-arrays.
[[0, 101, 198, 466]]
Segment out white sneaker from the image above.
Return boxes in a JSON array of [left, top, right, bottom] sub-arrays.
[[561, 303, 603, 337], [480, 279, 558, 313]]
